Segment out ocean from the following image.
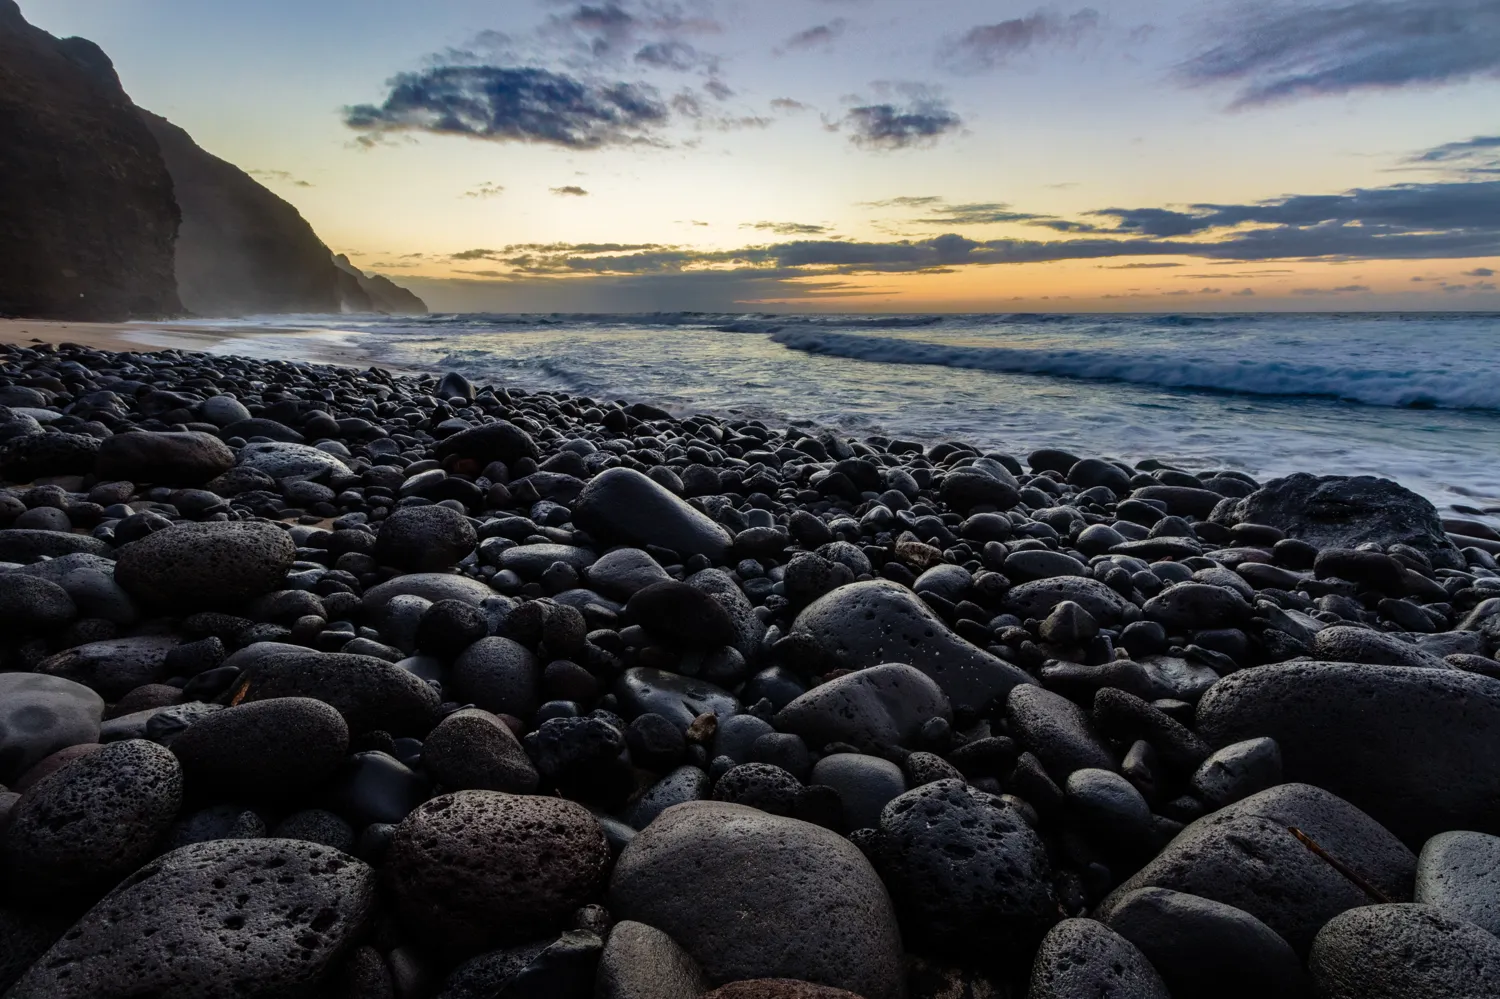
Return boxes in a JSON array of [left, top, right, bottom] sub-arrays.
[[172, 311, 1500, 522]]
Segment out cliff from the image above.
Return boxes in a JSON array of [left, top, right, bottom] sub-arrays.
[[0, 0, 181, 320], [334, 255, 429, 315]]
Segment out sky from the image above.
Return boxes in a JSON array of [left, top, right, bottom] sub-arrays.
[[25, 0, 1500, 313]]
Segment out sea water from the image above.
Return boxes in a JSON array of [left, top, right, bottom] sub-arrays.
[[174, 311, 1500, 522]]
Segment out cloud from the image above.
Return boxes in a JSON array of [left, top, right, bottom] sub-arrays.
[[634, 40, 715, 71], [247, 169, 313, 188], [940, 8, 1100, 72], [541, 2, 722, 70], [1293, 284, 1372, 294], [910, 201, 1103, 232], [463, 181, 505, 199], [1234, 288, 1257, 296], [861, 195, 944, 208], [1465, 267, 1496, 276], [743, 221, 832, 235], [1107, 262, 1182, 269], [552, 185, 591, 196], [781, 19, 849, 52], [1180, 0, 1500, 107], [345, 66, 669, 148], [841, 85, 962, 150], [1411, 134, 1500, 172]]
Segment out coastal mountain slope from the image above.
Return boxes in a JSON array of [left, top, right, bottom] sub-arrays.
[[0, 0, 424, 320], [138, 112, 427, 317], [0, 0, 181, 320]]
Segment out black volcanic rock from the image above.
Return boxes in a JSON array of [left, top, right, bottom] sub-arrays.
[[0, 1, 181, 320]]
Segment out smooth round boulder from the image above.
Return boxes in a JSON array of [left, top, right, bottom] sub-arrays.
[[1004, 576, 1135, 625], [236, 441, 351, 478], [169, 697, 349, 802], [231, 650, 440, 736], [1415, 831, 1500, 936], [422, 707, 539, 794], [4, 838, 376, 999], [1098, 783, 1416, 953], [37, 635, 180, 701], [1197, 661, 1500, 844], [610, 801, 904, 999], [435, 420, 539, 467], [0, 573, 75, 632], [773, 663, 950, 751], [856, 779, 1056, 965], [1005, 683, 1115, 780], [614, 668, 740, 731], [385, 790, 609, 959], [588, 548, 672, 598], [451, 637, 540, 718], [115, 521, 296, 612], [1028, 919, 1168, 999], [792, 581, 1032, 714], [374, 505, 478, 572], [810, 754, 906, 832], [628, 580, 737, 651], [1104, 887, 1310, 999], [1144, 582, 1251, 631], [95, 431, 234, 485], [362, 572, 496, 616], [1310, 625, 1448, 669], [0, 673, 104, 784], [1, 738, 183, 901], [596, 920, 708, 999], [573, 467, 733, 561], [0, 529, 111, 564], [1310, 903, 1500, 998]]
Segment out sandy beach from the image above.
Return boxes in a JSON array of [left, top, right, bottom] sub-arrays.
[[0, 317, 377, 368]]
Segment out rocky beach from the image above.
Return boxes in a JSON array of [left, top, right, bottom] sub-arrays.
[[2, 337, 1500, 998]]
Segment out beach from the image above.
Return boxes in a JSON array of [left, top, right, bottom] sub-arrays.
[[4, 333, 1500, 996]]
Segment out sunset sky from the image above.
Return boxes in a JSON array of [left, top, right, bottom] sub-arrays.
[[27, 0, 1500, 312]]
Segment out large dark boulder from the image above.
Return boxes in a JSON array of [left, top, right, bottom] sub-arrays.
[[0, 1, 180, 320], [232, 649, 440, 736], [5, 838, 376, 999], [610, 801, 904, 999], [1196, 661, 1500, 844], [792, 580, 1033, 714], [1216, 472, 1463, 567], [95, 430, 233, 484], [1310, 903, 1500, 999], [114, 521, 295, 612], [1098, 784, 1415, 953], [573, 468, 732, 561]]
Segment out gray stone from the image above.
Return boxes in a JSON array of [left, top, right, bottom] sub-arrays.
[[610, 801, 904, 999], [423, 707, 539, 794], [1098, 783, 1416, 952], [1190, 737, 1283, 809], [233, 650, 440, 736], [362, 572, 497, 616], [385, 790, 609, 958], [615, 668, 740, 731], [1006, 683, 1115, 780], [1144, 582, 1251, 631], [237, 440, 351, 478], [434, 420, 539, 466], [1310, 903, 1500, 999], [115, 521, 295, 612], [0, 673, 104, 784], [1221, 473, 1462, 567], [500, 543, 597, 576], [810, 753, 906, 831], [375, 505, 478, 572], [860, 779, 1055, 965], [1028, 919, 1168, 999], [0, 572, 74, 631], [587, 547, 672, 598], [688, 569, 766, 665], [1416, 831, 1500, 937], [1, 739, 182, 902], [37, 635, 180, 701], [451, 637, 540, 718], [1104, 887, 1309, 999], [1311, 625, 1449, 669], [5, 838, 376, 999], [596, 920, 708, 999], [626, 765, 710, 830], [169, 697, 349, 802], [793, 580, 1033, 714], [15, 552, 136, 623], [1004, 576, 1136, 625], [1196, 661, 1500, 844], [574, 468, 732, 560], [774, 663, 949, 752], [96, 430, 234, 484], [0, 529, 111, 563], [200, 394, 252, 427]]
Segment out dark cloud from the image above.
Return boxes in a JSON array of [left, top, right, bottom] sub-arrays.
[[1293, 285, 1372, 294], [782, 19, 849, 51], [842, 87, 962, 150], [940, 8, 1100, 72], [770, 97, 811, 112], [1180, 0, 1500, 107], [463, 181, 505, 199], [345, 66, 669, 148], [744, 221, 832, 235], [634, 40, 713, 71], [542, 2, 722, 69], [1410, 134, 1500, 175], [552, 185, 591, 196], [1466, 267, 1497, 276], [1106, 262, 1182, 269], [910, 201, 1103, 232], [861, 195, 943, 208], [704, 78, 733, 100]]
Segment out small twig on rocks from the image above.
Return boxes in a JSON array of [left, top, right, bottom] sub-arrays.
[[1288, 826, 1392, 904]]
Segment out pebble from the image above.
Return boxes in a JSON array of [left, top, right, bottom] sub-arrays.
[[422, 707, 539, 794], [1310, 903, 1500, 998], [385, 790, 609, 958], [573, 467, 732, 560], [95, 430, 234, 484], [773, 662, 950, 751], [809, 753, 906, 831], [1006, 683, 1116, 780], [0, 673, 103, 784], [37, 635, 180, 703], [451, 637, 540, 717], [115, 521, 296, 611], [5, 838, 376, 999], [168, 696, 349, 802], [1414, 830, 1500, 936], [610, 801, 904, 999], [596, 920, 708, 999], [232, 649, 441, 736], [1028, 919, 1170, 999], [374, 505, 478, 571]]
